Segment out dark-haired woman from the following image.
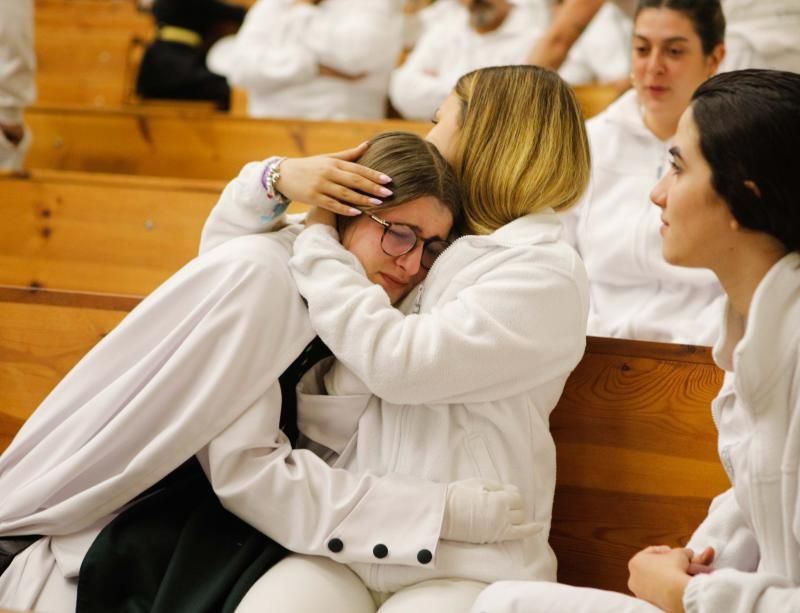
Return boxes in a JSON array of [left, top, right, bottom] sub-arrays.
[[472, 67, 800, 613], [562, 0, 726, 344]]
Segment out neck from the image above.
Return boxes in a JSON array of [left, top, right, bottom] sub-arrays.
[[713, 239, 787, 320], [643, 108, 679, 141]]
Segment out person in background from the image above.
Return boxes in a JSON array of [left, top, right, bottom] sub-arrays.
[[389, 0, 549, 120], [471, 67, 800, 613], [136, 0, 247, 110], [527, 0, 800, 74], [561, 0, 726, 345], [0, 0, 35, 171], [557, 2, 632, 89], [206, 0, 403, 120]]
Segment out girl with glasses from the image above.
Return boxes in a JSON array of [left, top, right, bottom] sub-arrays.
[[0, 132, 534, 612], [200, 64, 592, 612]]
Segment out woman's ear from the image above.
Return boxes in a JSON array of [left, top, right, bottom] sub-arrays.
[[708, 43, 726, 76]]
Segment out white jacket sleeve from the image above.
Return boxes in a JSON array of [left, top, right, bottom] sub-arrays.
[[289, 225, 587, 405], [222, 2, 320, 90], [0, 240, 314, 536], [389, 28, 453, 120], [0, 0, 35, 124], [305, 0, 402, 75], [684, 569, 800, 613], [686, 488, 760, 572], [206, 390, 448, 567], [199, 159, 304, 254]]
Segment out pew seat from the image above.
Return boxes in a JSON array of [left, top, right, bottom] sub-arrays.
[[0, 284, 727, 594]]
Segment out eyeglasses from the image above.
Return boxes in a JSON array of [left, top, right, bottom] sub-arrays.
[[368, 214, 450, 270]]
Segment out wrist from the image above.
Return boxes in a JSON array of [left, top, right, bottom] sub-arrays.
[[259, 156, 290, 222]]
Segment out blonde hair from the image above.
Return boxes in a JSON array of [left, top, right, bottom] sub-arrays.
[[451, 65, 590, 235]]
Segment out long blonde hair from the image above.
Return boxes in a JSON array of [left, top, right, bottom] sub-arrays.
[[451, 65, 590, 235]]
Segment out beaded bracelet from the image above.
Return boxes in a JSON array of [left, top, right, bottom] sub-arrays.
[[260, 156, 290, 203], [259, 156, 290, 223]]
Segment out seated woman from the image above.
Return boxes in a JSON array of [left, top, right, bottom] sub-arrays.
[[562, 0, 726, 345], [471, 68, 800, 613], [200, 64, 592, 612], [0, 132, 530, 612]]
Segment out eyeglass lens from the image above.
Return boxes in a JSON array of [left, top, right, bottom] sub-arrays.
[[382, 224, 448, 270]]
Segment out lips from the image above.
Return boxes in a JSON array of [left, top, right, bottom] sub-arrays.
[[379, 272, 409, 289], [647, 85, 669, 96]]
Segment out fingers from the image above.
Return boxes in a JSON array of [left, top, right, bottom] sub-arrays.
[[329, 141, 370, 162], [334, 161, 393, 190], [687, 563, 714, 575], [314, 193, 364, 217], [500, 522, 542, 541], [692, 546, 715, 566]]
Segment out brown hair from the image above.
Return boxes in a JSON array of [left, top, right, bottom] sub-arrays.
[[338, 131, 462, 234]]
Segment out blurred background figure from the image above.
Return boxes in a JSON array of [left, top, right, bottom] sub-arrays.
[[0, 0, 35, 171], [720, 0, 800, 73], [207, 0, 403, 120], [389, 0, 549, 120], [135, 0, 247, 110], [557, 2, 632, 90], [561, 0, 727, 345], [528, 0, 800, 75]]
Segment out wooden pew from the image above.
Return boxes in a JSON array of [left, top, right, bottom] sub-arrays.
[[26, 106, 429, 179], [550, 338, 727, 592], [35, 0, 154, 108], [0, 287, 727, 595], [1, 169, 310, 295]]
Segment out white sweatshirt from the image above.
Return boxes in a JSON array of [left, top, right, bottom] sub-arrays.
[[562, 89, 724, 345], [207, 0, 403, 119], [684, 252, 800, 612]]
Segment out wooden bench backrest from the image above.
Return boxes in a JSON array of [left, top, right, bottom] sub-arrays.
[[2, 170, 309, 295], [2, 170, 224, 295], [551, 337, 727, 592], [35, 0, 154, 108], [26, 106, 430, 180], [0, 287, 726, 594]]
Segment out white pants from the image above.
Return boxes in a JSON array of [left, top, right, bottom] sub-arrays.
[[235, 553, 487, 613], [469, 581, 663, 613]]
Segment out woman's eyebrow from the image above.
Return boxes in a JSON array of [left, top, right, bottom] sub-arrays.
[[668, 146, 684, 162]]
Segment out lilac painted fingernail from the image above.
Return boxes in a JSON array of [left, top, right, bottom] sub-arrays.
[[379, 174, 392, 184], [347, 207, 362, 216], [378, 187, 393, 196], [368, 198, 382, 205]]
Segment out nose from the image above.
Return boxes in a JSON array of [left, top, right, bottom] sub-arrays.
[[395, 243, 424, 276], [650, 173, 669, 209], [646, 49, 666, 75]]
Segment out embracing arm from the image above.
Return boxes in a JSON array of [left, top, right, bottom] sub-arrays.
[[388, 29, 452, 120], [289, 225, 588, 405], [526, 0, 605, 70], [199, 149, 393, 253], [206, 387, 536, 566]]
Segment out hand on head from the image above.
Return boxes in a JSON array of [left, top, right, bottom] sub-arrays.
[[277, 142, 393, 217]]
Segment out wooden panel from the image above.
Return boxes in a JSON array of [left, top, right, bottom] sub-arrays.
[[573, 84, 622, 119], [35, 0, 154, 107], [550, 336, 727, 593], [0, 287, 136, 451], [26, 106, 430, 179], [1, 170, 308, 295], [1, 170, 222, 294]]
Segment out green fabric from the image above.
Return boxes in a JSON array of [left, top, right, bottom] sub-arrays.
[[77, 458, 288, 613]]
